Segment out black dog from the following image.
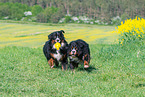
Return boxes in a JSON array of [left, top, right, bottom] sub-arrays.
[[68, 39, 90, 70], [43, 30, 68, 70]]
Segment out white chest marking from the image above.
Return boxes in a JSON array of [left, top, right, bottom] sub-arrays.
[[53, 51, 62, 61], [61, 42, 65, 47], [52, 44, 56, 49]]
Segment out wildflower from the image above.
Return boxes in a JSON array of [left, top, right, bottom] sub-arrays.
[[72, 17, 79, 21], [24, 11, 32, 16], [115, 16, 145, 45], [120, 41, 123, 44], [90, 22, 94, 24], [138, 35, 141, 37]]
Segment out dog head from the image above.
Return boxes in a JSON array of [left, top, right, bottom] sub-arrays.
[[48, 30, 65, 44], [68, 41, 82, 57]]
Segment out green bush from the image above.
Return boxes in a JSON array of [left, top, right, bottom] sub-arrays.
[[31, 5, 43, 16], [50, 9, 65, 23], [36, 12, 48, 23], [36, 7, 59, 23], [121, 13, 130, 21], [64, 16, 72, 23], [0, 3, 11, 19], [0, 3, 31, 20]]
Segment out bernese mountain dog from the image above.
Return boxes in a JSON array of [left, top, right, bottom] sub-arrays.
[[68, 39, 90, 70], [43, 30, 68, 70]]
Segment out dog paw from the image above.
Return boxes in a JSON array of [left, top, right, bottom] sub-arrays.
[[51, 65, 54, 68], [84, 65, 89, 68]]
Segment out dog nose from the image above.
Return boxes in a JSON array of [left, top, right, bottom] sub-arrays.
[[57, 39, 60, 42], [72, 51, 75, 54]]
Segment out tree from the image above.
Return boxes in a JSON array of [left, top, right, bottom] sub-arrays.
[[0, 3, 10, 19], [0, 0, 145, 23], [36, 6, 59, 23], [31, 5, 43, 16]]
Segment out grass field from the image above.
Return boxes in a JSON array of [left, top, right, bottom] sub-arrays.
[[0, 22, 145, 96], [0, 22, 117, 48]]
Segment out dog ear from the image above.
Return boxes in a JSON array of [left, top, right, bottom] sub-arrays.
[[77, 45, 82, 56], [78, 50, 82, 56], [78, 42, 84, 48], [48, 33, 53, 40], [67, 43, 72, 56], [60, 30, 65, 33]]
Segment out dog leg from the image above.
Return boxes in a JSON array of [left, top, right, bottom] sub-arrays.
[[61, 63, 67, 71], [70, 62, 77, 73], [70, 62, 75, 70], [55, 60, 59, 67], [74, 63, 78, 68], [83, 54, 90, 69], [48, 58, 54, 68], [61, 56, 68, 70], [84, 60, 89, 68]]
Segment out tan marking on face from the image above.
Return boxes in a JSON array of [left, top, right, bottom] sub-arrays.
[[51, 39, 55, 44], [71, 46, 77, 55]]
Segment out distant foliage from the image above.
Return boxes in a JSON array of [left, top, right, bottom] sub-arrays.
[[64, 16, 72, 23], [0, 0, 145, 24], [59, 15, 113, 25], [111, 16, 121, 25], [31, 5, 43, 16], [115, 17, 145, 45], [36, 7, 64, 23], [0, 3, 31, 20]]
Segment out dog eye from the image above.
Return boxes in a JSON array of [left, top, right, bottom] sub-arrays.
[[71, 47, 73, 50]]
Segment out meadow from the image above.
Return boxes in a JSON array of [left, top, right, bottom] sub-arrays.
[[0, 21, 145, 96], [0, 21, 117, 48]]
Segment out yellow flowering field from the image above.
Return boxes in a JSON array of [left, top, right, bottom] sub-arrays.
[[0, 23, 117, 48], [115, 17, 145, 45]]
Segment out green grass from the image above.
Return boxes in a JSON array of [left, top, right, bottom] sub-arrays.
[[0, 22, 144, 96], [0, 43, 145, 96]]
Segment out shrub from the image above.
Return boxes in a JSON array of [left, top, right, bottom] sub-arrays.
[[31, 5, 43, 16], [0, 3, 10, 19], [36, 7, 58, 23], [24, 11, 32, 16], [64, 16, 72, 23], [111, 16, 121, 25], [115, 16, 145, 45], [36, 12, 47, 23], [50, 10, 65, 23], [121, 13, 130, 21], [0, 3, 31, 20]]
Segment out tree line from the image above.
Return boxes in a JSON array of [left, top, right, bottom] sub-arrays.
[[0, 0, 144, 24]]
